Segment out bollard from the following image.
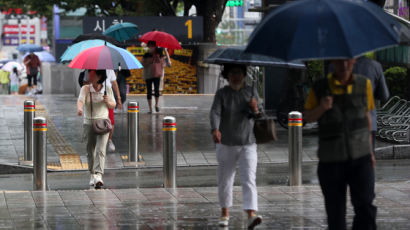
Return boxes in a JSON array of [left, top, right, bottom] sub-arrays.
[[33, 117, 47, 191], [163, 116, 177, 188], [128, 101, 140, 162], [24, 100, 35, 162], [288, 111, 303, 186]]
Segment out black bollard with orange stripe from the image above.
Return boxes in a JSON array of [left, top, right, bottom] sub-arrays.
[[33, 117, 47, 191]]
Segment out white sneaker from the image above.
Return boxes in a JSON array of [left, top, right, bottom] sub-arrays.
[[108, 140, 115, 152], [94, 174, 104, 189], [114, 108, 122, 114], [89, 174, 96, 186], [247, 215, 262, 229], [218, 216, 229, 227]]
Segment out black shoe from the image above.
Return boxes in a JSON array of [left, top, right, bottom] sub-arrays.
[[155, 106, 160, 112], [95, 181, 104, 189]]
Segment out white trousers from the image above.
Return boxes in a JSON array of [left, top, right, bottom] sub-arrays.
[[216, 143, 258, 211]]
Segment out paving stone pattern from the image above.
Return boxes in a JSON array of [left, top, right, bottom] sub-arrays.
[[0, 183, 409, 229]]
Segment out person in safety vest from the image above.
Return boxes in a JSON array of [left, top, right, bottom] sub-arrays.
[[305, 59, 377, 230]]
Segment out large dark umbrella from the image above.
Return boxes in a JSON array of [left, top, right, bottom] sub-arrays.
[[204, 47, 305, 69], [72, 33, 122, 46], [246, 0, 402, 61], [386, 11, 410, 45]]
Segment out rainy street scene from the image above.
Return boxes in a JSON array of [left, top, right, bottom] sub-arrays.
[[0, 0, 409, 229]]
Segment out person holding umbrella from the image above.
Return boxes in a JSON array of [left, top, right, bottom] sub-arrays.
[[142, 41, 171, 113], [245, 1, 406, 229], [210, 64, 263, 228], [77, 70, 116, 189], [304, 59, 377, 229], [23, 52, 41, 92]]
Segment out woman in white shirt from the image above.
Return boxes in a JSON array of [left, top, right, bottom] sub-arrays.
[[77, 70, 116, 189]]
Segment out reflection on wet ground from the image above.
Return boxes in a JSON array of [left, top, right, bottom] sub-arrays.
[[0, 181, 409, 229], [0, 160, 408, 191]]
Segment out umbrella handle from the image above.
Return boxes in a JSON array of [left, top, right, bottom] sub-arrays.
[[104, 80, 107, 95]]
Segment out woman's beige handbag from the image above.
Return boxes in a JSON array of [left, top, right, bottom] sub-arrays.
[[89, 91, 112, 135]]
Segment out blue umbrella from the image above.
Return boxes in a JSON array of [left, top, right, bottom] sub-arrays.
[[245, 0, 402, 61], [103, 22, 139, 42], [60, 39, 117, 63], [17, 44, 44, 53], [24, 51, 56, 63]]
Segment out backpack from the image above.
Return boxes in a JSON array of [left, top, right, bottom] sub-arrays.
[[150, 55, 163, 78]]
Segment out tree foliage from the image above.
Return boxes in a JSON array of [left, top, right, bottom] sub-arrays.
[[0, 0, 228, 42]]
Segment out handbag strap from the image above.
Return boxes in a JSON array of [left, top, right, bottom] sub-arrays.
[[89, 89, 93, 120]]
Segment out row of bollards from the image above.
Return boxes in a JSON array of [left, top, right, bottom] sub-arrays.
[[24, 99, 301, 191], [23, 100, 48, 190], [24, 100, 178, 190]]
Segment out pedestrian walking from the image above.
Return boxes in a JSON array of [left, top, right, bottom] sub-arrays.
[[0, 69, 10, 95], [104, 70, 122, 152], [79, 69, 122, 152], [142, 41, 171, 113], [210, 64, 263, 228], [23, 52, 41, 92], [9, 67, 20, 95], [305, 59, 377, 230], [353, 56, 390, 151], [77, 70, 116, 189]]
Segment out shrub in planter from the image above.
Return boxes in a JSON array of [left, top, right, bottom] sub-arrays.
[[384, 66, 408, 99]]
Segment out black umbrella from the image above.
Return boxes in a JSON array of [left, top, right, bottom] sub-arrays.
[[386, 11, 410, 45], [204, 47, 305, 69], [72, 33, 122, 46]]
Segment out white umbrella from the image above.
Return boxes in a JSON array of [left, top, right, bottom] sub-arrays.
[[23, 51, 56, 63], [1, 61, 23, 72]]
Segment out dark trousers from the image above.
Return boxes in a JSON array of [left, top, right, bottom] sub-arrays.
[[318, 155, 377, 230], [145, 78, 160, 100], [27, 74, 37, 87]]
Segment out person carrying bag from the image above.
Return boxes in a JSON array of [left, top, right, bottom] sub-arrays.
[[77, 70, 116, 189], [250, 81, 278, 144]]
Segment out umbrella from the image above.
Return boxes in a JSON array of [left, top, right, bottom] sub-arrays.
[[138, 31, 182, 49], [2, 61, 23, 72], [103, 22, 139, 42], [17, 44, 44, 53], [72, 33, 122, 46], [23, 51, 56, 63], [245, 0, 402, 61], [68, 45, 143, 70], [60, 39, 118, 63], [385, 11, 410, 45], [204, 47, 306, 69]]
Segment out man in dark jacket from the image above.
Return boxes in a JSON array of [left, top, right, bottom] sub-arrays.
[[305, 59, 377, 230]]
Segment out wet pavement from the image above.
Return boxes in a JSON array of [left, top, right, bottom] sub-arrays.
[[0, 160, 409, 191], [0, 95, 409, 229], [0, 94, 405, 171], [0, 181, 408, 229]]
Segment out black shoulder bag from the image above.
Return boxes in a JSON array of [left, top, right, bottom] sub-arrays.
[[251, 82, 278, 143]]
